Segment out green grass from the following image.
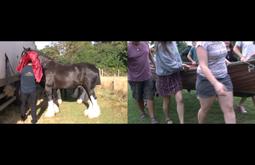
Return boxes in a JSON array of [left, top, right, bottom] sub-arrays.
[[128, 86, 255, 124], [0, 88, 127, 124]]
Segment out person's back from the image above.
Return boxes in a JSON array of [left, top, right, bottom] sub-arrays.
[[20, 62, 37, 124], [21, 64, 36, 93]]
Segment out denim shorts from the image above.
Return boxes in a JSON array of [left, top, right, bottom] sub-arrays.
[[196, 74, 233, 98], [129, 78, 155, 101]]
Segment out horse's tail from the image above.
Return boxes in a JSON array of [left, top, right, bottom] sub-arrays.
[[82, 84, 93, 105]]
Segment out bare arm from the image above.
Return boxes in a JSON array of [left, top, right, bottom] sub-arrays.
[[187, 51, 195, 64], [225, 59, 231, 65], [149, 49, 156, 67], [197, 46, 227, 96], [233, 45, 246, 61]]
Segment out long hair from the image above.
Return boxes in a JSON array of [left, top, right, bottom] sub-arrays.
[[156, 41, 173, 56]]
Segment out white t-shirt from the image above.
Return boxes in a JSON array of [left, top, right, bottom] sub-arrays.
[[235, 41, 255, 60]]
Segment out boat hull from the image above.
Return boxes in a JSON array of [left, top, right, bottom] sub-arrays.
[[181, 60, 255, 97]]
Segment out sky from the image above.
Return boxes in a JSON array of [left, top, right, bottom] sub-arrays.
[[35, 41, 96, 50], [35, 41, 52, 50]]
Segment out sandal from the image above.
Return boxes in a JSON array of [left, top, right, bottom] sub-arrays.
[[151, 118, 159, 124], [165, 119, 173, 124], [140, 112, 147, 120]]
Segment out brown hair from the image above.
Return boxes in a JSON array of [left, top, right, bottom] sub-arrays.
[[156, 41, 173, 56]]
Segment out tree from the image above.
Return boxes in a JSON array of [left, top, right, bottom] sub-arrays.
[[40, 41, 127, 75], [177, 41, 188, 53], [41, 46, 60, 60]]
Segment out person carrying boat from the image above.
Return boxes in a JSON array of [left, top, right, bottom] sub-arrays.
[[233, 41, 255, 113], [196, 42, 236, 124], [128, 41, 158, 124], [16, 49, 43, 124], [224, 41, 238, 62], [187, 41, 199, 65], [155, 41, 190, 124]]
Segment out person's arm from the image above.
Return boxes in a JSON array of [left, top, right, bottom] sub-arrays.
[[233, 44, 246, 62], [225, 59, 231, 65], [149, 49, 156, 67], [197, 46, 227, 96], [187, 51, 196, 64]]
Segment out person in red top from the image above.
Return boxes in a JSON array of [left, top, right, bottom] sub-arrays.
[[16, 48, 43, 83], [16, 48, 43, 124]]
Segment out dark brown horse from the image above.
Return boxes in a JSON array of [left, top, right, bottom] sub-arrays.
[[22, 48, 101, 118]]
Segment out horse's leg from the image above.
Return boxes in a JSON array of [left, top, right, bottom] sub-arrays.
[[44, 86, 55, 117], [77, 86, 85, 104], [72, 87, 79, 99], [89, 90, 101, 118], [52, 89, 60, 113], [72, 86, 92, 117], [57, 89, 62, 105], [92, 90, 97, 100], [81, 85, 93, 117], [84, 88, 101, 119]]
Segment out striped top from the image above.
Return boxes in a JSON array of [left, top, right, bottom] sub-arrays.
[[235, 41, 255, 60], [197, 42, 228, 78]]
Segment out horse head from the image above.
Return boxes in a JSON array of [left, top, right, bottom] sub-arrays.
[[21, 47, 32, 57]]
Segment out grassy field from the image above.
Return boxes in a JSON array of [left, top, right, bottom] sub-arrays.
[[0, 88, 127, 124], [128, 86, 255, 124]]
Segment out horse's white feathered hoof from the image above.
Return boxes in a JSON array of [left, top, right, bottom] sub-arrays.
[[44, 110, 55, 117], [88, 105, 101, 119], [45, 101, 56, 117], [53, 103, 60, 113], [58, 99, 62, 105], [88, 112, 100, 119], [77, 99, 83, 104], [84, 109, 89, 116]]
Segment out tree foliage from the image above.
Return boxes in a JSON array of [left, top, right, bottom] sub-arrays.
[[40, 41, 127, 75]]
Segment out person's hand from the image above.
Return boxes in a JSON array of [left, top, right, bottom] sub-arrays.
[[191, 61, 196, 65], [240, 56, 247, 62], [214, 82, 227, 96], [226, 60, 231, 65], [182, 64, 191, 71]]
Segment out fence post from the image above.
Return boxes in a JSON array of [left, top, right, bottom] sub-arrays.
[[112, 75, 115, 91]]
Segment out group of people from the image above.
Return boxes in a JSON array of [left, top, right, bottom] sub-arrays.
[[128, 41, 255, 124]]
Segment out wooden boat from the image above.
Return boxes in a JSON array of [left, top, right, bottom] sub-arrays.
[[181, 59, 255, 97]]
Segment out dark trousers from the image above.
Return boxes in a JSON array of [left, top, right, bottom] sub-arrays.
[[20, 91, 37, 122]]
